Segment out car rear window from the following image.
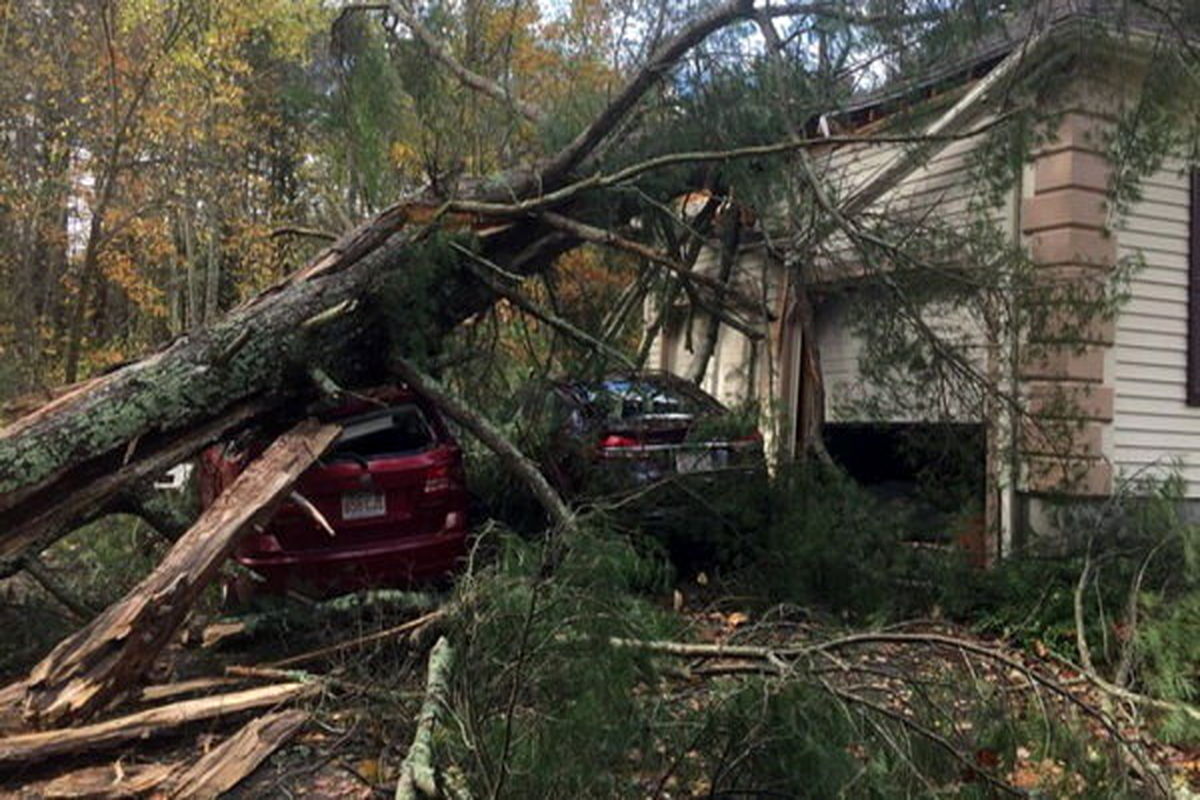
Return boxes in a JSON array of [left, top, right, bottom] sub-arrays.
[[329, 404, 436, 459], [580, 379, 718, 420]]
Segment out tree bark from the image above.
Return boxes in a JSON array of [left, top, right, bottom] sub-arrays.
[[3, 420, 339, 729], [0, 399, 268, 580], [395, 636, 455, 800]]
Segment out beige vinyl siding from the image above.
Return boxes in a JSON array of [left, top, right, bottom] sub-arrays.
[[817, 294, 988, 423], [654, 118, 1004, 430], [655, 317, 757, 407], [813, 119, 1010, 269], [1112, 156, 1200, 494], [816, 296, 863, 421]]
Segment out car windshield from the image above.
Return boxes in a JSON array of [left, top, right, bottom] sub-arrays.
[[329, 404, 435, 459], [581, 379, 715, 420]]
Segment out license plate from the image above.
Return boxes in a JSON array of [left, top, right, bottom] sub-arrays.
[[676, 450, 726, 474], [342, 491, 386, 520]]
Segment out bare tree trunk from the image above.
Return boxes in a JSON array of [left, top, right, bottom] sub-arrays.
[[204, 215, 220, 324], [183, 211, 200, 330]]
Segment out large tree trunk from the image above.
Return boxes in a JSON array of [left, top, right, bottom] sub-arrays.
[[0, 0, 785, 578], [0, 400, 268, 580], [1, 420, 339, 729], [0, 206, 563, 578]]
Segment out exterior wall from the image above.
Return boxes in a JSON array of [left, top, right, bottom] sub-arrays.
[[814, 296, 862, 419], [1019, 112, 1117, 497], [811, 116, 1005, 424], [1112, 156, 1200, 494], [653, 246, 774, 409], [816, 294, 990, 423], [652, 118, 1007, 442]]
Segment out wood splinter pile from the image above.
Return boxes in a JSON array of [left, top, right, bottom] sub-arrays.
[[0, 422, 346, 799]]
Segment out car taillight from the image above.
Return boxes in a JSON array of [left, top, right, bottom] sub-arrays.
[[423, 462, 462, 494], [599, 434, 640, 449]]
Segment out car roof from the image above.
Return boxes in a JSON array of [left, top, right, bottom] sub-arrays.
[[556, 371, 725, 412]]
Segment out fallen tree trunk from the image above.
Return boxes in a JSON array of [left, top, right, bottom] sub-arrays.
[[0, 399, 268, 580], [0, 682, 313, 767], [0, 1, 802, 575], [163, 708, 309, 799], [2, 420, 339, 729]]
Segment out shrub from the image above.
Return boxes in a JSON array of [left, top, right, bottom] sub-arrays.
[[744, 462, 934, 619]]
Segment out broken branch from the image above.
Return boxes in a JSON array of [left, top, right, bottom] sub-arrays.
[[387, 1, 544, 124], [162, 708, 309, 800], [395, 636, 455, 800], [266, 608, 446, 669], [0, 683, 314, 766], [390, 356, 577, 535]]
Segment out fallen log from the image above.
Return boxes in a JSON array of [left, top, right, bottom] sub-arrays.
[[3, 420, 340, 729], [0, 1, 805, 579], [162, 708, 309, 799], [0, 683, 313, 767], [0, 210, 551, 578]]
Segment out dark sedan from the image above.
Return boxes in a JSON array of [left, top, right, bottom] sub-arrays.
[[529, 372, 764, 496]]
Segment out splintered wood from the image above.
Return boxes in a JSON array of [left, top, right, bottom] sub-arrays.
[[2, 420, 340, 729], [0, 683, 313, 767], [162, 709, 309, 799], [4, 707, 309, 799]]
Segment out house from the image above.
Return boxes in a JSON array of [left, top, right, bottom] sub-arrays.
[[647, 1, 1200, 561]]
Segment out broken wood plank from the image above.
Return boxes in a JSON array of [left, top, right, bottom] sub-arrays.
[[4, 420, 340, 729], [0, 683, 313, 767], [16, 761, 178, 799], [200, 621, 249, 650], [130, 677, 245, 706], [163, 709, 309, 800]]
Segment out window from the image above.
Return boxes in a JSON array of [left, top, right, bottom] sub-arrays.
[[330, 405, 436, 459]]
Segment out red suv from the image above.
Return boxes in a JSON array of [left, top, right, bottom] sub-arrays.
[[200, 387, 469, 598]]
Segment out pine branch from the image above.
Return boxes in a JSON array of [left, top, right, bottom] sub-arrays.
[[387, 0, 544, 124]]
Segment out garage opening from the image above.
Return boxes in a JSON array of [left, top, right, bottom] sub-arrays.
[[823, 422, 987, 561]]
